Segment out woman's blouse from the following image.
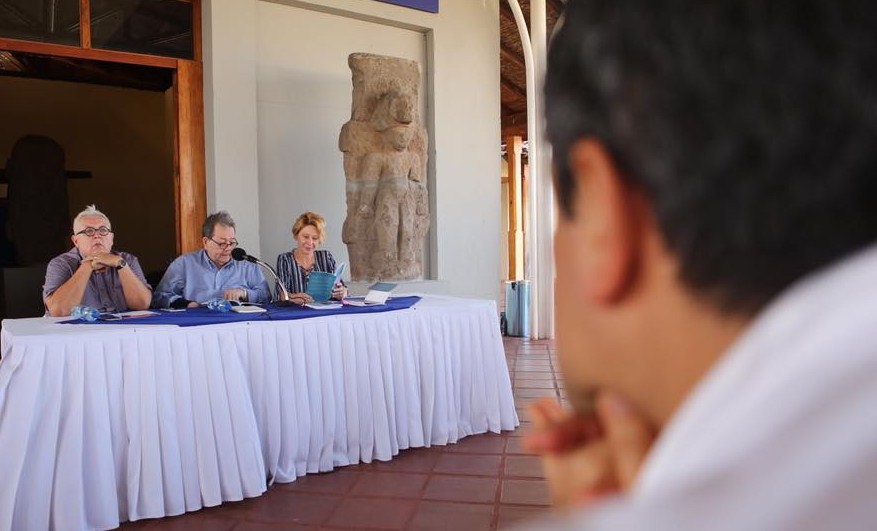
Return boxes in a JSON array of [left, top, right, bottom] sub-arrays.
[[275, 249, 338, 297]]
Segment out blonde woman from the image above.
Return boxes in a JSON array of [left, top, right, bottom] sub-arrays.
[[276, 212, 347, 304]]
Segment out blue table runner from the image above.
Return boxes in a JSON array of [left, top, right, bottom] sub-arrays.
[[62, 296, 421, 327]]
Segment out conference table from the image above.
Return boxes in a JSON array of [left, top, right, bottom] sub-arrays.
[[0, 295, 518, 530]]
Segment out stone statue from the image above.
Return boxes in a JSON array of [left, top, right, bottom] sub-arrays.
[[340, 53, 429, 281]]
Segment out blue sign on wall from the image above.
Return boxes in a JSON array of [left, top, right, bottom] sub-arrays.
[[374, 0, 439, 14]]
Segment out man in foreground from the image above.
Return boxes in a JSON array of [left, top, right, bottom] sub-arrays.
[[152, 211, 270, 308], [43, 204, 152, 316], [526, 1, 877, 528]]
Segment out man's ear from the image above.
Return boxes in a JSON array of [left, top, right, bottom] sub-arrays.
[[567, 139, 642, 304]]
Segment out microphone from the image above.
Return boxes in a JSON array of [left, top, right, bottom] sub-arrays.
[[231, 247, 258, 263], [232, 247, 294, 305]]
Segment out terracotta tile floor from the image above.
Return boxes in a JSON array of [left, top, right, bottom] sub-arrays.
[[120, 337, 557, 530]]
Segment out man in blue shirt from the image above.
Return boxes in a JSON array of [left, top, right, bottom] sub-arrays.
[[152, 211, 270, 308]]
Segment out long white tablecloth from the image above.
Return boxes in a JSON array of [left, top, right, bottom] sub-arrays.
[[0, 295, 517, 530]]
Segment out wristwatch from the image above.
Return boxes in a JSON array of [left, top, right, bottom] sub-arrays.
[[116, 258, 128, 271]]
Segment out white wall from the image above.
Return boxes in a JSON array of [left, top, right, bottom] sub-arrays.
[[203, 0, 502, 301], [202, 0, 262, 250], [255, 2, 425, 275]]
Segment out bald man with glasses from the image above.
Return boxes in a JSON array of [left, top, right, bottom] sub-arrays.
[[152, 211, 270, 309], [43, 204, 152, 316]]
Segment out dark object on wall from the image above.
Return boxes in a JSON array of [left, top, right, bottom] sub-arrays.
[[0, 265, 48, 318], [0, 201, 15, 267], [5, 135, 70, 266], [0, 169, 92, 182], [373, 0, 438, 13]]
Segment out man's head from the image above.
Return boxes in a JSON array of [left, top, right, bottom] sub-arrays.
[[71, 204, 114, 258], [201, 211, 238, 267], [547, 1, 877, 422]]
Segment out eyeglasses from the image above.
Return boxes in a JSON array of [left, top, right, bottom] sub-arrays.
[[75, 226, 112, 237], [208, 237, 238, 249]]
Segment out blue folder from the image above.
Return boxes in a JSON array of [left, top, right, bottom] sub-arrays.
[[306, 271, 335, 302]]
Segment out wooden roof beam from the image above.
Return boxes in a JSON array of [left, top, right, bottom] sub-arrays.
[[501, 74, 526, 100], [500, 42, 525, 70]]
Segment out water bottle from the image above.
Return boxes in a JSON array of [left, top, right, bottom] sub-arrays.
[[206, 298, 231, 312], [71, 305, 100, 322]]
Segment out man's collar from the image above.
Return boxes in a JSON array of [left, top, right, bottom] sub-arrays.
[[198, 249, 234, 271]]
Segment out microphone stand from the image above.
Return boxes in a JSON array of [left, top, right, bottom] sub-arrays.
[[254, 258, 298, 306], [232, 248, 297, 306]]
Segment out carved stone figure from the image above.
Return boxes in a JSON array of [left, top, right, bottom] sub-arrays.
[[340, 53, 429, 281]]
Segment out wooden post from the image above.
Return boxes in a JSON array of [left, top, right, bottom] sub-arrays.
[[522, 159, 529, 243], [174, 60, 206, 253], [79, 0, 91, 48], [506, 135, 524, 279]]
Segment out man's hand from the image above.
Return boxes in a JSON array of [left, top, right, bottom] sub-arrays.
[[523, 391, 656, 509], [224, 288, 248, 302], [84, 253, 122, 271]]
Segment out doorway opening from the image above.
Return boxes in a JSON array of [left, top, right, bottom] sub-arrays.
[[0, 53, 176, 317]]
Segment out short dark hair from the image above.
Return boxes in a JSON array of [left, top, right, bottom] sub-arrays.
[[546, 0, 877, 313], [202, 211, 236, 238]]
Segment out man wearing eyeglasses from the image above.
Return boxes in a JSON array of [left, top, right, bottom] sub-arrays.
[[152, 211, 270, 309], [43, 204, 152, 316]]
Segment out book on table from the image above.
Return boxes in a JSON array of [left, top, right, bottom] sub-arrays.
[[98, 310, 159, 320], [230, 304, 267, 313], [305, 301, 343, 310], [345, 282, 397, 306]]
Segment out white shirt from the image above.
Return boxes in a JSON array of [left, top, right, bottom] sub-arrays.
[[534, 244, 877, 530]]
